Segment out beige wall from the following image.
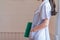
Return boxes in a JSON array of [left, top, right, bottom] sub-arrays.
[[0, 0, 39, 32], [49, 0, 58, 35], [0, 0, 58, 34]]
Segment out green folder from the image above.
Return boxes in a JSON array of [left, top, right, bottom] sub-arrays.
[[24, 22, 32, 38]]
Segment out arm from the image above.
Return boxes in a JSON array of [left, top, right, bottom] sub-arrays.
[[31, 4, 50, 32], [31, 18, 49, 32]]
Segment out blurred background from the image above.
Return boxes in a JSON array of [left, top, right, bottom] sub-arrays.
[[0, 0, 59, 40]]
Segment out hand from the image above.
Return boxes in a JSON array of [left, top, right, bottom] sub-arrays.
[[30, 29, 34, 32], [30, 26, 39, 32]]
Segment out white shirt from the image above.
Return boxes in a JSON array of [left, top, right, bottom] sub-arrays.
[[29, 0, 51, 40]]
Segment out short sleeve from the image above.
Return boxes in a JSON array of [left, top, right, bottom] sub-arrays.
[[41, 4, 51, 20]]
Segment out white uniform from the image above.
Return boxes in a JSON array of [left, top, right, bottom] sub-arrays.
[[29, 0, 51, 40]]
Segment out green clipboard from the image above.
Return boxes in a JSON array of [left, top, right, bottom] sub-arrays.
[[24, 22, 32, 38]]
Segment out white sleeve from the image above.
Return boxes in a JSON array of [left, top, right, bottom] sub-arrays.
[[41, 5, 51, 20]]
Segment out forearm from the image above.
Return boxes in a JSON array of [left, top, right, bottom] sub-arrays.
[[33, 21, 46, 32], [31, 19, 48, 32]]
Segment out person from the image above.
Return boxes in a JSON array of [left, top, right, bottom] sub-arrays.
[[29, 0, 56, 40]]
